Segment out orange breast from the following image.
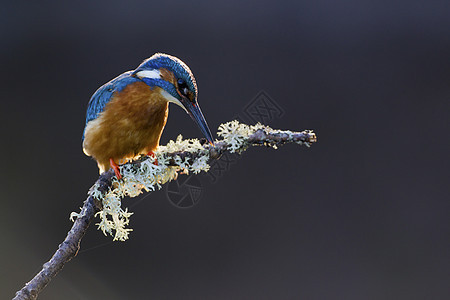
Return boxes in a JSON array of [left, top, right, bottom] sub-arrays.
[[83, 81, 169, 173]]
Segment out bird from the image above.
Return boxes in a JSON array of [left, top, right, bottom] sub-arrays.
[[82, 53, 214, 179]]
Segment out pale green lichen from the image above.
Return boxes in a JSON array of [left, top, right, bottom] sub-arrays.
[[71, 121, 310, 241], [217, 120, 252, 153], [218, 121, 314, 149], [217, 121, 284, 152], [77, 134, 213, 241], [69, 208, 83, 222]]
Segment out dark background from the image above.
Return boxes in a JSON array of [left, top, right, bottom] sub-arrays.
[[1, 1, 449, 299]]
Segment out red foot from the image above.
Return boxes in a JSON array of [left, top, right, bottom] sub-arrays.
[[147, 151, 158, 165], [109, 158, 122, 179]]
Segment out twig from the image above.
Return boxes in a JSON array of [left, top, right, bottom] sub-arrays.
[[12, 173, 112, 300], [13, 126, 316, 300]]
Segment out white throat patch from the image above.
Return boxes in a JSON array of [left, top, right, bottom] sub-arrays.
[[160, 90, 188, 113]]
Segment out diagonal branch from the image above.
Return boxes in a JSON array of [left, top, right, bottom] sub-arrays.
[[13, 124, 316, 300]]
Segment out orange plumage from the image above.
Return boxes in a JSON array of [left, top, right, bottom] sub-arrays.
[[83, 82, 168, 173]]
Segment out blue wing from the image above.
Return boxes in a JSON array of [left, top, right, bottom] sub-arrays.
[[82, 71, 141, 140]]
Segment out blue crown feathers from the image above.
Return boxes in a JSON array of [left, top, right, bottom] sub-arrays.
[[134, 53, 197, 99]]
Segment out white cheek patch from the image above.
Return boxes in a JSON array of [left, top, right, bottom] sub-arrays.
[[136, 69, 161, 79], [137, 69, 188, 114], [160, 89, 188, 113]]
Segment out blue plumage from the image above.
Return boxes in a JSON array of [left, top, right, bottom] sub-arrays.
[[138, 77, 179, 100], [134, 53, 197, 99], [83, 71, 140, 140]]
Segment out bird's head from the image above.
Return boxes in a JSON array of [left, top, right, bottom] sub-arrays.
[[133, 53, 214, 145]]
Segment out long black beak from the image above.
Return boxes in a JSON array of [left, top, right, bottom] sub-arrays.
[[181, 96, 214, 146]]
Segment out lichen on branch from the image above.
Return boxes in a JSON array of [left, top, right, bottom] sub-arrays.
[[14, 121, 316, 300], [71, 121, 317, 241]]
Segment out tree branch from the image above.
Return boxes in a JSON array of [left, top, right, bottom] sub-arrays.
[[13, 125, 316, 300]]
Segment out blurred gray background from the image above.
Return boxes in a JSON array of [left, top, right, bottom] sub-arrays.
[[1, 1, 449, 299]]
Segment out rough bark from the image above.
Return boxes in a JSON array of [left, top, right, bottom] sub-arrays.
[[13, 128, 316, 300]]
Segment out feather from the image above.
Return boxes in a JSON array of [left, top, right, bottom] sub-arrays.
[[83, 71, 140, 140]]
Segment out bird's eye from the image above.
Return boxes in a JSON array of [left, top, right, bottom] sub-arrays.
[[177, 79, 189, 96]]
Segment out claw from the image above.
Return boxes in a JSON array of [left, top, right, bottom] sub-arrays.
[[109, 158, 122, 179], [147, 151, 158, 165]]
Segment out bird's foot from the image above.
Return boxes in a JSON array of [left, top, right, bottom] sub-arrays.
[[109, 158, 122, 179], [147, 151, 158, 165]]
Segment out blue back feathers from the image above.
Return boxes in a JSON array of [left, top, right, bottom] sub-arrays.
[[83, 71, 139, 139]]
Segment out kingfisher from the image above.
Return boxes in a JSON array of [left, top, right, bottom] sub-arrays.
[[82, 53, 214, 179]]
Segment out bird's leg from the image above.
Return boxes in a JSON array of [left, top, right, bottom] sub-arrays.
[[147, 151, 158, 165], [109, 158, 122, 179]]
